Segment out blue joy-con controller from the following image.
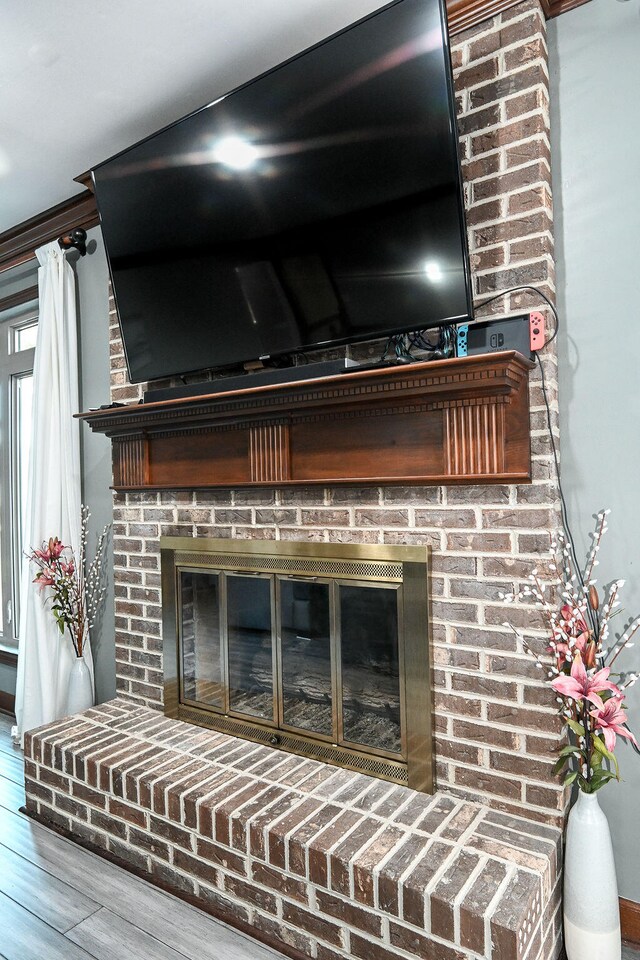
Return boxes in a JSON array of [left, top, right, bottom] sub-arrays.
[[457, 324, 468, 357]]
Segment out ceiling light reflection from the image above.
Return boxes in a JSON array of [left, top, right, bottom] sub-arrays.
[[212, 136, 259, 170], [424, 260, 443, 282]]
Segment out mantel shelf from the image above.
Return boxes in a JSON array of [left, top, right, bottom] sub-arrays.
[[77, 351, 534, 490]]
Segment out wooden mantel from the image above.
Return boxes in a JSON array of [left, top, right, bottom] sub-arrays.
[[78, 351, 533, 491]]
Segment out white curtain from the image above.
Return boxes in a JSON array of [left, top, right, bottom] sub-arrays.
[[14, 241, 91, 744]]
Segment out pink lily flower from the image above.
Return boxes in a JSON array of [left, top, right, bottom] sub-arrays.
[[558, 603, 590, 638], [34, 571, 55, 590], [551, 654, 619, 709], [550, 604, 591, 667], [590, 697, 639, 752], [48, 537, 65, 560]]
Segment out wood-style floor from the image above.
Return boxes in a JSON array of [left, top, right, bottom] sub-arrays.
[[1, 710, 639, 960], [0, 711, 286, 960]]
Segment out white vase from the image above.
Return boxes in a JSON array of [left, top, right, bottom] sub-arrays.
[[67, 655, 94, 714], [564, 790, 621, 960]]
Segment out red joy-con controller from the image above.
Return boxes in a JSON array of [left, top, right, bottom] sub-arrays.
[[529, 312, 545, 351]]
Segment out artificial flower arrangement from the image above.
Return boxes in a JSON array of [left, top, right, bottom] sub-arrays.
[[27, 506, 110, 659], [503, 510, 639, 793]]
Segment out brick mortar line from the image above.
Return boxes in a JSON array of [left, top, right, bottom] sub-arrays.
[[452, 853, 489, 947], [468, 117, 551, 150], [464, 139, 552, 168], [465, 158, 552, 182], [480, 814, 561, 846], [476, 822, 558, 860], [522, 913, 546, 960], [393, 834, 445, 928], [434, 660, 557, 684], [463, 109, 550, 141], [466, 192, 551, 216], [436, 686, 556, 711], [245, 749, 312, 787], [484, 863, 520, 959], [446, 757, 563, 798], [424, 842, 482, 942], [473, 251, 555, 276], [458, 71, 550, 105], [438, 736, 562, 772]]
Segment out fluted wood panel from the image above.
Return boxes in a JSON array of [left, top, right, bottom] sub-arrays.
[[113, 437, 148, 487], [249, 423, 290, 483], [444, 401, 504, 477]]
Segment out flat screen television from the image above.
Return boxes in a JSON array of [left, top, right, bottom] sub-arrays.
[[92, 0, 472, 385]]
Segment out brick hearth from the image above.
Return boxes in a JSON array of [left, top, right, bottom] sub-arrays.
[[25, 700, 562, 960]]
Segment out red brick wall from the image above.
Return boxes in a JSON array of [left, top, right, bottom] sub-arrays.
[[107, 0, 563, 825]]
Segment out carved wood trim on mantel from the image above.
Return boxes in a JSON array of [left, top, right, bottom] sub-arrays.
[[446, 0, 590, 34], [78, 351, 533, 490]]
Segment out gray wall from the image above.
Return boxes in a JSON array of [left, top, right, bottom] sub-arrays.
[[549, 0, 640, 902], [76, 227, 116, 704]]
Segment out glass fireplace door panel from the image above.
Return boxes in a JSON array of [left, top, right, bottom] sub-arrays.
[[180, 570, 223, 707], [338, 583, 402, 755], [227, 574, 274, 721], [279, 578, 332, 737]]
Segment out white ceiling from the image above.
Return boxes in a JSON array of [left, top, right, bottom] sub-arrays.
[[0, 0, 392, 235]]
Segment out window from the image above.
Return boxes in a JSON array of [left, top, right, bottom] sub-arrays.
[[0, 298, 37, 649]]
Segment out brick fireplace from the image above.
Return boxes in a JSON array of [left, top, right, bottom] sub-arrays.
[[24, 2, 565, 959], [108, 0, 562, 829]]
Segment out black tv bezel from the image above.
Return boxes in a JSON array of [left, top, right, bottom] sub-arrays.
[[92, 0, 473, 385]]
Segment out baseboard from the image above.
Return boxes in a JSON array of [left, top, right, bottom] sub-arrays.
[[621, 897, 640, 945], [0, 647, 18, 667], [0, 690, 15, 716]]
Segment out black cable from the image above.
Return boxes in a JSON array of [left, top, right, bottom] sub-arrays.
[[409, 330, 439, 351], [529, 302, 638, 760], [407, 323, 456, 359], [474, 283, 598, 631], [536, 342, 598, 636]]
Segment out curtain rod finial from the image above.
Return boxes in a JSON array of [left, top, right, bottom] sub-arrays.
[[58, 227, 87, 257]]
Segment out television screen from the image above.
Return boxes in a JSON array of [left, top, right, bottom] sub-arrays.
[[92, 0, 472, 384]]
